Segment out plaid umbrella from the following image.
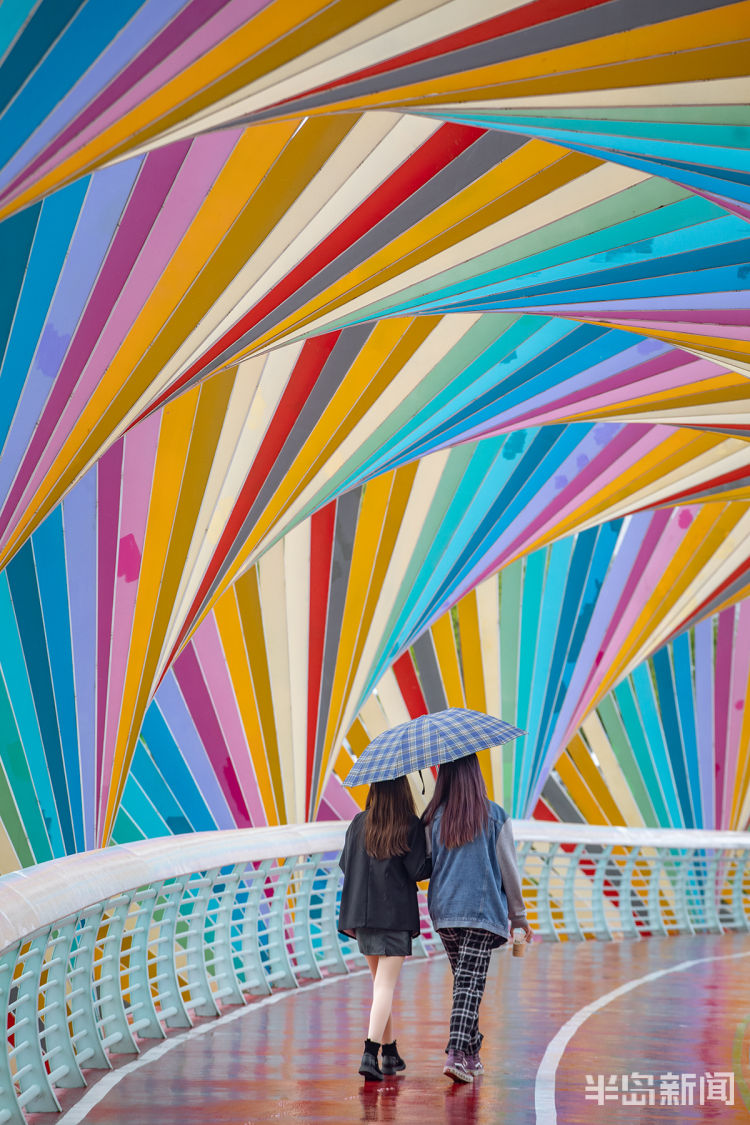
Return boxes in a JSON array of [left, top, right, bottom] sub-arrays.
[[343, 708, 524, 786]]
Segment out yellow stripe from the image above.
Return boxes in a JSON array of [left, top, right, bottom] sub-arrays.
[[235, 567, 287, 822], [567, 735, 625, 825], [431, 613, 466, 707], [244, 146, 599, 357], [214, 588, 280, 826], [103, 389, 199, 840]]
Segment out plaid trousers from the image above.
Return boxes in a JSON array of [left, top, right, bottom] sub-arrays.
[[439, 927, 497, 1055]]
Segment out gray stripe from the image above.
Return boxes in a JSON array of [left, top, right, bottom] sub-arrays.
[[240, 323, 374, 536], [233, 0, 731, 123], [540, 774, 585, 824], [412, 632, 448, 712], [309, 485, 362, 814], [186, 325, 372, 622]]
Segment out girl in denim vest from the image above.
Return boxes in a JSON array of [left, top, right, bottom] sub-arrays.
[[424, 753, 532, 1082], [338, 776, 431, 1081]]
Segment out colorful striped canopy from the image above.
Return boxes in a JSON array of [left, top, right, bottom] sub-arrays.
[[0, 0, 748, 870]]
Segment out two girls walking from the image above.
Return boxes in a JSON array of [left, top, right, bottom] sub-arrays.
[[339, 752, 531, 1083]]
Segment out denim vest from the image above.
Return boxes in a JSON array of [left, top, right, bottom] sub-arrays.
[[427, 800, 511, 938]]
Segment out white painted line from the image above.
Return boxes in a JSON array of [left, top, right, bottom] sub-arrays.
[[534, 947, 750, 1124], [57, 967, 371, 1124]]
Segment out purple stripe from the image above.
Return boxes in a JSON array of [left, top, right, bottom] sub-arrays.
[[152, 671, 236, 830], [95, 440, 123, 827], [528, 296, 750, 319], [527, 512, 657, 809], [8, 0, 271, 204], [0, 143, 189, 546], [0, 0, 188, 194], [454, 425, 637, 598], [62, 468, 98, 850], [693, 616, 715, 829], [713, 607, 734, 828], [173, 644, 252, 827], [502, 347, 692, 429], [0, 161, 140, 540]]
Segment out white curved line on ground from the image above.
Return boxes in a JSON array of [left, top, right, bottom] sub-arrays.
[[534, 947, 750, 1124], [57, 966, 372, 1124]]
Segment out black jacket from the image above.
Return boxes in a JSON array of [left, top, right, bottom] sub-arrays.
[[338, 811, 431, 938]]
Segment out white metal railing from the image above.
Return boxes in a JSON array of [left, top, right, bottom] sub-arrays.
[[0, 821, 748, 1123]]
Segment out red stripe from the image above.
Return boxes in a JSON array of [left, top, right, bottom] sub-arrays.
[[393, 652, 429, 718], [306, 501, 337, 811], [141, 122, 485, 420], [169, 333, 339, 662], [531, 797, 558, 822], [263, 0, 615, 108]]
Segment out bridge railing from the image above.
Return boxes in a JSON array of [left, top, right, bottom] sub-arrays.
[[0, 821, 748, 1122]]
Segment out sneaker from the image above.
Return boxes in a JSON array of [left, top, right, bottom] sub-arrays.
[[465, 1053, 484, 1075], [381, 1040, 406, 1075], [359, 1042, 383, 1082], [443, 1050, 474, 1083]]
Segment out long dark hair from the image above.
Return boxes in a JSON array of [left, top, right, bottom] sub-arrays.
[[364, 777, 416, 859], [423, 754, 488, 847]]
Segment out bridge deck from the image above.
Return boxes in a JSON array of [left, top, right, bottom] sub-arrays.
[[39, 933, 749, 1125]]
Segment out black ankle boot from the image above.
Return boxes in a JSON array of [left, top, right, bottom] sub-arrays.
[[359, 1038, 383, 1081], [381, 1040, 406, 1074]]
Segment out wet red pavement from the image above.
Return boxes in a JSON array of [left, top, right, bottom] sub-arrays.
[[43, 933, 750, 1125]]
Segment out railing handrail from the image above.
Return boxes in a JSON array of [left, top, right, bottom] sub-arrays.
[[511, 821, 750, 849], [1, 820, 749, 953], [0, 824, 346, 953]]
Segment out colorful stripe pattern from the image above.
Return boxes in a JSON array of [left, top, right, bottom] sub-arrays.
[[0, 3, 748, 867]]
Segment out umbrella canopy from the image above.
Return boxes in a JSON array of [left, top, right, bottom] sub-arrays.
[[343, 708, 524, 787]]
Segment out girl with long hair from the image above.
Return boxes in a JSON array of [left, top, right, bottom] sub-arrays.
[[423, 753, 532, 1083], [338, 776, 431, 1081]]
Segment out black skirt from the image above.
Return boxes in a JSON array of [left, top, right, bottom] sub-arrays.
[[356, 927, 413, 956]]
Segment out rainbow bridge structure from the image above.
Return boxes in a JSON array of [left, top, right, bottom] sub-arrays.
[[0, 1, 749, 1121]]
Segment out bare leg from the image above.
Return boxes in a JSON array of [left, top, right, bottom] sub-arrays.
[[365, 955, 404, 1043]]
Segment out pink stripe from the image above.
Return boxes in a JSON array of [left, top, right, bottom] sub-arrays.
[[520, 305, 750, 332], [622, 318, 750, 339], [5, 131, 237, 550], [173, 643, 252, 826], [99, 413, 161, 808], [454, 427, 665, 600], [192, 616, 267, 826], [95, 440, 124, 830], [0, 143, 189, 550], [713, 607, 734, 827], [554, 509, 683, 745], [318, 773, 359, 821], [459, 355, 725, 437], [11, 0, 272, 203], [692, 188, 750, 223], [723, 599, 750, 827]]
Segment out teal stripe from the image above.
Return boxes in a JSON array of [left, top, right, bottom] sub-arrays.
[[514, 550, 546, 807], [138, 705, 218, 832], [613, 680, 672, 827], [33, 508, 84, 849], [631, 666, 684, 828], [523, 537, 574, 804], [0, 667, 42, 866], [0, 179, 87, 451], [0, 0, 147, 168], [596, 695, 659, 827], [0, 574, 63, 855], [672, 632, 703, 829], [0, 0, 41, 64]]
